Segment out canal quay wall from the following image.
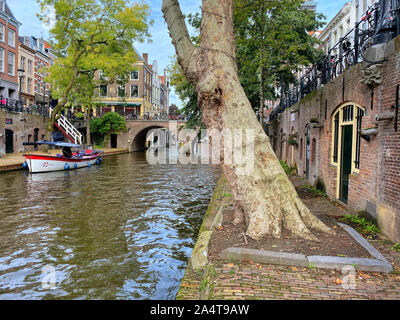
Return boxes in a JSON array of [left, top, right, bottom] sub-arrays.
[[268, 35, 400, 243], [176, 175, 400, 300], [0, 110, 48, 156], [176, 176, 232, 300]]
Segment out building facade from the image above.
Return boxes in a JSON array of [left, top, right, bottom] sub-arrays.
[[268, 35, 400, 243], [33, 37, 50, 108], [19, 36, 51, 108], [94, 48, 153, 119], [301, 1, 317, 12], [151, 60, 162, 119], [159, 71, 170, 118], [318, 0, 379, 55], [17, 37, 35, 107], [0, 0, 20, 101]]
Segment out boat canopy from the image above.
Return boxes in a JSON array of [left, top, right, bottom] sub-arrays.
[[23, 141, 81, 148]]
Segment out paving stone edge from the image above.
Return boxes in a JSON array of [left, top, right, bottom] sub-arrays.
[[220, 222, 393, 273]]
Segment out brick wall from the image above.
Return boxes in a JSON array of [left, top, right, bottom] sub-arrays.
[[0, 109, 48, 154], [0, 17, 19, 88], [269, 35, 400, 242]]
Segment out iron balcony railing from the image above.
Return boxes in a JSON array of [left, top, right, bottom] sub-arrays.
[[0, 97, 50, 118], [269, 0, 400, 121]]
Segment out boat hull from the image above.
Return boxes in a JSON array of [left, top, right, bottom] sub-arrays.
[[24, 154, 100, 173]]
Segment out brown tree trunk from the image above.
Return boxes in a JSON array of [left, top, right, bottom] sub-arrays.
[[162, 0, 334, 241]]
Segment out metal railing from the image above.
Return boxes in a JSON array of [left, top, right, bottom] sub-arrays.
[[50, 107, 83, 145], [0, 97, 50, 118], [269, 0, 400, 121]]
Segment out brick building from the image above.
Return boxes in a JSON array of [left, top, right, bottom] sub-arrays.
[[94, 48, 153, 119], [17, 37, 36, 107], [159, 71, 170, 118], [19, 36, 51, 108], [268, 35, 400, 243], [0, 0, 20, 101]]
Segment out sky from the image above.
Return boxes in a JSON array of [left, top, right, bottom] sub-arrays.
[[7, 0, 351, 108]]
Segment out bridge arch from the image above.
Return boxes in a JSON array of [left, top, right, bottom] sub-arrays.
[[126, 120, 185, 152], [132, 126, 166, 151]]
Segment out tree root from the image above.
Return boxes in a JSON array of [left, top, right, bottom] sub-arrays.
[[243, 178, 336, 243]]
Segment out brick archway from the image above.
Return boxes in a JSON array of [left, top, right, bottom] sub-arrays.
[[126, 120, 186, 152]]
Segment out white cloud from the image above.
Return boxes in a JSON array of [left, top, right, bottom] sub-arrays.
[[41, 5, 56, 31]]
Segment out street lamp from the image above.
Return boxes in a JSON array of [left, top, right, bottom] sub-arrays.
[[18, 68, 25, 110]]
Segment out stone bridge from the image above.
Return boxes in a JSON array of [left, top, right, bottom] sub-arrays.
[[120, 120, 187, 152]]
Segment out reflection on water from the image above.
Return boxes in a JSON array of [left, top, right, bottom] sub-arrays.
[[0, 152, 220, 300]]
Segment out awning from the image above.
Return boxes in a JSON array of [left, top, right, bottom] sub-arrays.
[[23, 141, 81, 148], [100, 102, 141, 107]]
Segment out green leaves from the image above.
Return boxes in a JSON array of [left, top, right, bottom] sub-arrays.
[[37, 0, 152, 120], [167, 57, 202, 129], [234, 0, 326, 100], [168, 0, 326, 127], [90, 112, 127, 145], [340, 214, 381, 238]]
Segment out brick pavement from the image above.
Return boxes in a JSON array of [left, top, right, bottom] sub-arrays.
[[177, 176, 400, 300]]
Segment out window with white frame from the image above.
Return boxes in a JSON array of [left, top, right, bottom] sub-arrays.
[[0, 47, 4, 72], [27, 78, 32, 94], [8, 52, 15, 76], [27, 60, 32, 75], [118, 85, 126, 98], [0, 24, 4, 42], [21, 76, 25, 92], [130, 85, 138, 98], [130, 70, 139, 80], [20, 56, 26, 70], [8, 29, 15, 47]]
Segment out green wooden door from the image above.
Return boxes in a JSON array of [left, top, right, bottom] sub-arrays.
[[339, 125, 353, 204], [5, 129, 13, 154]]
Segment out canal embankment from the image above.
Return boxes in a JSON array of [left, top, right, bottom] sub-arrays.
[[176, 175, 233, 300], [177, 175, 400, 300], [0, 148, 129, 173]]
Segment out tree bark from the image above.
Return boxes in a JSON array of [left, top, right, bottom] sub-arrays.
[[162, 0, 334, 241]]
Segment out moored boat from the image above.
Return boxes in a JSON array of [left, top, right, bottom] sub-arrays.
[[22, 141, 103, 173]]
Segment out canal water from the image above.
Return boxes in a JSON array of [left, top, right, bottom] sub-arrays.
[[0, 152, 220, 299]]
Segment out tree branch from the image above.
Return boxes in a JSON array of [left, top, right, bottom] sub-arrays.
[[162, 0, 195, 76]]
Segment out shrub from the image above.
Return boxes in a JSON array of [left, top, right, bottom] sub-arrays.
[[391, 243, 400, 253], [90, 112, 127, 145], [340, 214, 380, 238], [280, 160, 297, 176], [300, 184, 327, 197]]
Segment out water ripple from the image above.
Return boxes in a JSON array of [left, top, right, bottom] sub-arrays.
[[0, 152, 220, 299]]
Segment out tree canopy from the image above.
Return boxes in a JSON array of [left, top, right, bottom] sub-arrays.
[[37, 0, 152, 133], [90, 112, 127, 145], [168, 0, 325, 126], [235, 0, 325, 105]]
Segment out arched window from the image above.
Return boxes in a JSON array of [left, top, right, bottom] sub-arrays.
[[331, 103, 365, 172]]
